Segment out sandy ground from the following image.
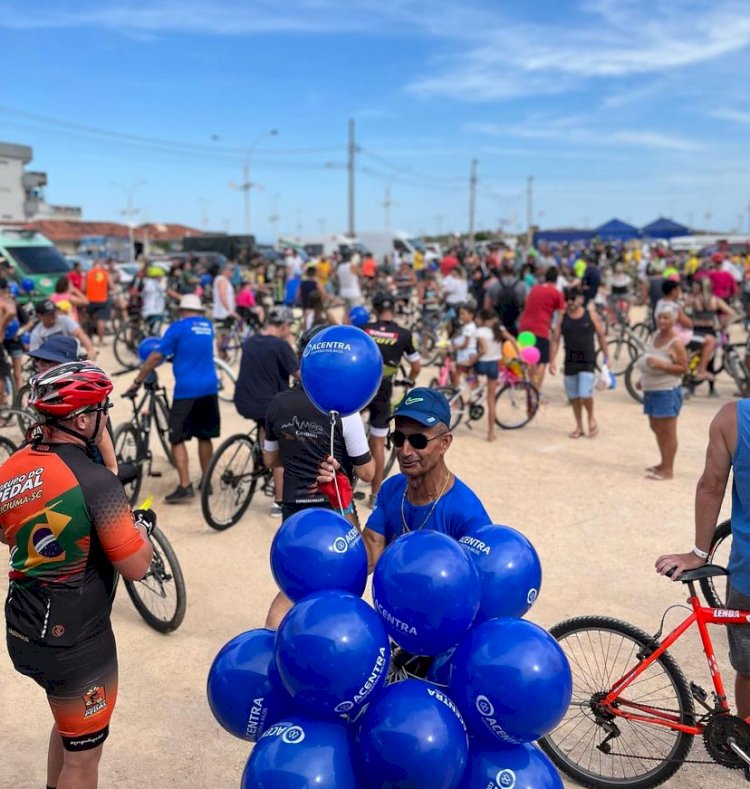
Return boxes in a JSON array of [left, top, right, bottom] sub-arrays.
[[0, 321, 746, 789]]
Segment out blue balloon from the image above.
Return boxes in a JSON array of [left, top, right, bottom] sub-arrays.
[[242, 715, 359, 788], [300, 325, 383, 416], [207, 628, 293, 742], [428, 647, 457, 687], [373, 531, 481, 656], [200, 273, 213, 287], [275, 590, 390, 719], [137, 336, 163, 363], [8, 282, 19, 297], [458, 742, 563, 789], [450, 619, 572, 745], [21, 277, 34, 293], [20, 332, 30, 347], [355, 679, 469, 789], [4, 318, 19, 340], [349, 304, 369, 327], [270, 508, 367, 601], [459, 524, 542, 621]]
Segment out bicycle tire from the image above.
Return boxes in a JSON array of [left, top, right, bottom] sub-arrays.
[[623, 359, 644, 404], [494, 381, 539, 429], [434, 386, 464, 430], [214, 358, 236, 404], [598, 338, 638, 377], [112, 422, 143, 505], [631, 322, 651, 344], [123, 525, 186, 633], [113, 324, 142, 370], [723, 345, 750, 394], [539, 615, 694, 789], [153, 395, 174, 465], [700, 519, 732, 608], [0, 434, 17, 463], [201, 433, 259, 530]]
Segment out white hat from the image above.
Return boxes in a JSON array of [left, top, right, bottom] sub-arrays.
[[179, 294, 205, 312]]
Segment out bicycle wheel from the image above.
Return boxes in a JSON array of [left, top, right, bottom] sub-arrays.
[[153, 395, 174, 465], [434, 386, 464, 430], [201, 433, 259, 530], [723, 345, 750, 394], [539, 615, 694, 789], [495, 381, 539, 429], [113, 324, 142, 370], [214, 358, 236, 404], [700, 519, 732, 608], [123, 526, 186, 633], [0, 434, 17, 463], [623, 360, 644, 404], [631, 323, 651, 344], [112, 422, 143, 505], [598, 338, 638, 377]]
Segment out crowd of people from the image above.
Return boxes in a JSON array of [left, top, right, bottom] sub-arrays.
[[2, 233, 750, 786]]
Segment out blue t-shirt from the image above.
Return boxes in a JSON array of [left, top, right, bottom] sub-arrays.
[[366, 474, 491, 543], [159, 316, 218, 400], [729, 400, 750, 595]]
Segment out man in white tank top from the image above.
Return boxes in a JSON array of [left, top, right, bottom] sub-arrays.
[[212, 262, 237, 359]]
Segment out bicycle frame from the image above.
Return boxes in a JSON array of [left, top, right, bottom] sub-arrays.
[[602, 584, 747, 735]]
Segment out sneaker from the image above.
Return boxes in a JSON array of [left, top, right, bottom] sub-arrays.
[[165, 484, 195, 504], [270, 502, 283, 517]]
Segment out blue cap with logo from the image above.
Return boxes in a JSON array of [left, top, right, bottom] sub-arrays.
[[392, 387, 451, 428]]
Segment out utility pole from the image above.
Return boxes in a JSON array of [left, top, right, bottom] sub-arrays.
[[383, 184, 393, 231], [348, 118, 356, 238], [434, 214, 444, 236], [468, 159, 478, 244], [268, 193, 280, 241], [526, 175, 534, 247]]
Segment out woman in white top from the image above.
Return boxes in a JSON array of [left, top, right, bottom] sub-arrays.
[[476, 309, 516, 442], [634, 302, 688, 481], [212, 262, 238, 360], [336, 256, 363, 314]]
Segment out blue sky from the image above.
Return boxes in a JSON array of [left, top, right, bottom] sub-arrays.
[[2, 0, 750, 241]]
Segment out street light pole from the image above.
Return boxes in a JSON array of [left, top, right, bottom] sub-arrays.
[[242, 129, 278, 235], [114, 179, 147, 262]]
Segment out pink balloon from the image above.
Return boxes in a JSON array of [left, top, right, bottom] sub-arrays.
[[520, 346, 541, 365]]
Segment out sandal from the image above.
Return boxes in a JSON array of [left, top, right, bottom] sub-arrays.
[[568, 428, 584, 439], [646, 471, 673, 481], [588, 422, 599, 438]]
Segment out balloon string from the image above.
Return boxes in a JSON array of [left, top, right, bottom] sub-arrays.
[[329, 411, 345, 516]]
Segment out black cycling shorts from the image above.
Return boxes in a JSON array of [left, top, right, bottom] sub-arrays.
[[367, 390, 392, 431], [87, 301, 112, 322], [169, 395, 221, 443], [6, 626, 118, 751]]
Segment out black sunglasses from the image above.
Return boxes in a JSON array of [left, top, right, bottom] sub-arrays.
[[389, 429, 448, 450]]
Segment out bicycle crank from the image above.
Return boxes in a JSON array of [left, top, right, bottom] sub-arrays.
[[704, 714, 750, 768]]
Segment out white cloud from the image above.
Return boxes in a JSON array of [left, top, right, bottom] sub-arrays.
[[710, 108, 750, 124], [465, 119, 702, 153]]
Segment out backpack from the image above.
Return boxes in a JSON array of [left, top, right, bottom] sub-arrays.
[[493, 277, 522, 330]]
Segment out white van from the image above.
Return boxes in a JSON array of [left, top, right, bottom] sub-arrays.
[[356, 230, 429, 264]]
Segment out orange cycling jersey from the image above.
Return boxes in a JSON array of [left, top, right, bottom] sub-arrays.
[[85, 267, 109, 302]]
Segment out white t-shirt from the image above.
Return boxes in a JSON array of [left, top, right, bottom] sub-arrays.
[[29, 315, 79, 351], [142, 278, 167, 318], [337, 262, 362, 299], [476, 326, 502, 362], [286, 255, 304, 280], [442, 275, 469, 305], [212, 275, 236, 320], [454, 321, 477, 365]]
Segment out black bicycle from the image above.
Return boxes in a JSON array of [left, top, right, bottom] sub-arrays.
[[201, 424, 274, 530], [117, 507, 186, 633], [112, 371, 173, 505]]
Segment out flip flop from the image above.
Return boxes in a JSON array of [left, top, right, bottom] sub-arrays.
[[568, 428, 584, 439], [588, 423, 599, 438], [646, 471, 672, 481]]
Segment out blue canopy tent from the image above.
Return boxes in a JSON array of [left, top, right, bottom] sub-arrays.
[[642, 217, 690, 240], [593, 219, 641, 241]]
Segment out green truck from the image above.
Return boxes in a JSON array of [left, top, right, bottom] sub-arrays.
[[0, 228, 71, 297]]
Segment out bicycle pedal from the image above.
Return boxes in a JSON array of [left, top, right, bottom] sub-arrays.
[[690, 682, 708, 704]]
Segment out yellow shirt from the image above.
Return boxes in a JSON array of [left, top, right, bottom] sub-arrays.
[[684, 255, 700, 276], [413, 250, 425, 271], [316, 259, 331, 286]]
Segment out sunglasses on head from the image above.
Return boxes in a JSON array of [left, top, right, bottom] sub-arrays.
[[389, 428, 448, 450]]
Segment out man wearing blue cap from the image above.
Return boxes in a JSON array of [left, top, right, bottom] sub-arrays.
[[320, 387, 490, 570]]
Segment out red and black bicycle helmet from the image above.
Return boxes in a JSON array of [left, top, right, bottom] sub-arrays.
[[29, 361, 113, 419]]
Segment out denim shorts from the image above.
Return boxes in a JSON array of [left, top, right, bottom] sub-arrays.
[[564, 372, 595, 400], [475, 360, 499, 380], [643, 387, 682, 418], [727, 582, 750, 675]]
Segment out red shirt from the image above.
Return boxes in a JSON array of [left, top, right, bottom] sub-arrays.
[[518, 284, 565, 339], [440, 255, 459, 277], [707, 269, 737, 300], [68, 270, 84, 291]]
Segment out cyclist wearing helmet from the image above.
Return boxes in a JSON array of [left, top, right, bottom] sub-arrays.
[[362, 292, 421, 506], [235, 306, 299, 516], [84, 259, 111, 348], [141, 265, 167, 331], [29, 299, 96, 360], [263, 323, 374, 627], [0, 362, 153, 789]]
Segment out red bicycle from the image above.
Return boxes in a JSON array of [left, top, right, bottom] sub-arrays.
[[539, 564, 750, 787]]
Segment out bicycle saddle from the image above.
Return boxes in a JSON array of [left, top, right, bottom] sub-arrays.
[[675, 565, 728, 583]]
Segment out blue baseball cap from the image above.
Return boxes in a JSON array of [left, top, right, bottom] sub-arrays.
[[392, 387, 451, 428]]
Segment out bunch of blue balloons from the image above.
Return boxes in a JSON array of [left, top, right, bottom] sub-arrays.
[[207, 505, 571, 787]]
